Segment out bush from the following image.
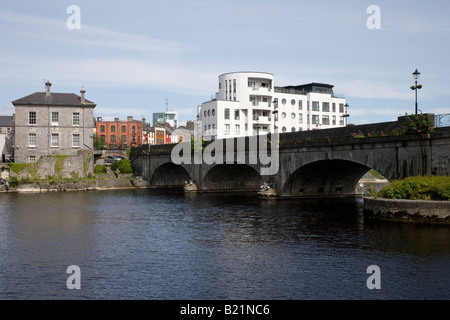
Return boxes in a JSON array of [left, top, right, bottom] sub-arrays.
[[94, 165, 107, 174], [111, 159, 133, 174], [379, 176, 450, 200], [9, 176, 19, 188], [403, 114, 434, 135]]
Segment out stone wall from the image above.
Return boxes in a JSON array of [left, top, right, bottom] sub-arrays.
[[364, 197, 450, 223], [9, 150, 93, 180]]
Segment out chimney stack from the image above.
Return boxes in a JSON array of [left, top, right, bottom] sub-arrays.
[[45, 81, 52, 97], [80, 86, 86, 103], [127, 116, 133, 122]]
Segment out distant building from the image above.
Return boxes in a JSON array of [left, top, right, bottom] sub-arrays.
[[12, 81, 96, 163], [95, 116, 143, 149], [153, 111, 178, 128], [0, 115, 14, 163], [198, 71, 348, 140]]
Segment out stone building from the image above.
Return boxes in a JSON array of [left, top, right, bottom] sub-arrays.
[[0, 115, 14, 163], [95, 116, 143, 149], [12, 81, 96, 164]]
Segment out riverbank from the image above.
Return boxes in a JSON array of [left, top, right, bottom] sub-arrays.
[[1, 178, 148, 193], [364, 196, 450, 224]]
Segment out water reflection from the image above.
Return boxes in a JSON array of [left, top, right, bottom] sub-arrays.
[[0, 189, 449, 299]]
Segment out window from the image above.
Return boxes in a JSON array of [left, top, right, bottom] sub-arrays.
[[312, 101, 320, 111], [235, 110, 240, 120], [291, 113, 296, 119], [332, 103, 336, 112], [291, 127, 296, 132], [282, 99, 286, 105], [72, 113, 80, 126], [333, 116, 336, 125], [212, 109, 215, 116], [281, 112, 286, 118], [235, 124, 240, 135], [224, 108, 230, 120], [204, 110, 207, 117], [29, 112, 36, 125], [72, 134, 80, 147], [312, 115, 320, 124], [121, 125, 126, 133], [29, 155, 36, 163], [111, 125, 116, 132], [322, 102, 330, 112], [110, 135, 116, 142], [339, 116, 345, 125], [51, 112, 59, 125], [224, 124, 230, 135], [322, 115, 330, 125], [339, 103, 344, 113], [299, 113, 303, 124], [282, 127, 287, 132], [208, 110, 210, 117], [132, 126, 136, 133], [51, 134, 59, 147], [121, 135, 127, 143], [291, 99, 296, 106], [298, 100, 303, 110], [28, 133, 36, 147], [100, 125, 105, 132]]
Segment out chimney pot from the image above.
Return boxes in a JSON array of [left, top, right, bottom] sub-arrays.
[[80, 86, 86, 103], [45, 81, 52, 97]]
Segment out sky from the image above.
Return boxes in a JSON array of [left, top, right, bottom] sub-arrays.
[[0, 0, 449, 125]]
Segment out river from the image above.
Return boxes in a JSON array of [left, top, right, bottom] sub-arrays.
[[0, 189, 449, 300]]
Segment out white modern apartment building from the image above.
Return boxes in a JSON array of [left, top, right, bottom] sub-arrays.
[[198, 72, 348, 140]]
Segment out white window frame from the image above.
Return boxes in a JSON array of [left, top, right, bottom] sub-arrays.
[[72, 134, 80, 148], [72, 112, 80, 126], [51, 112, 59, 125], [28, 133, 36, 147], [29, 111, 36, 125], [51, 133, 59, 147]]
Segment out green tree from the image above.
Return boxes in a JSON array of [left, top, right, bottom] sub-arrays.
[[94, 134, 107, 150]]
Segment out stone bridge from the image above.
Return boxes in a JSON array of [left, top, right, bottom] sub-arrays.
[[131, 115, 450, 199]]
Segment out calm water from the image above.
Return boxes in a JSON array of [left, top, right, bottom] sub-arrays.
[[0, 189, 449, 300]]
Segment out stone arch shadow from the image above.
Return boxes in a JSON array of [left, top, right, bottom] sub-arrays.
[[202, 163, 264, 191], [282, 159, 377, 197], [150, 162, 192, 188]]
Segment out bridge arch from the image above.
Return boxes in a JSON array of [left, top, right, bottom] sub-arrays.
[[150, 162, 192, 188], [282, 159, 373, 197], [203, 164, 264, 191]]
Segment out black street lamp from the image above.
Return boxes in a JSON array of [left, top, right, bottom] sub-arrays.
[[411, 69, 422, 115]]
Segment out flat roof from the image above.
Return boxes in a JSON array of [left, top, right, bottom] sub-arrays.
[[219, 71, 274, 77]]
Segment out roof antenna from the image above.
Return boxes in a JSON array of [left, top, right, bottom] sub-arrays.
[[165, 97, 170, 113]]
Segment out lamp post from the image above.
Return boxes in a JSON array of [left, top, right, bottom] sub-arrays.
[[342, 103, 350, 126], [411, 69, 422, 115]]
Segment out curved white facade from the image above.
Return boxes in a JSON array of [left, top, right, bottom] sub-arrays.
[[198, 72, 347, 140]]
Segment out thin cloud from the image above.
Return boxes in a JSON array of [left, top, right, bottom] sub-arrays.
[[0, 10, 194, 54]]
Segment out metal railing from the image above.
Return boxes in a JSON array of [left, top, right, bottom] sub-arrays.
[[435, 113, 450, 128]]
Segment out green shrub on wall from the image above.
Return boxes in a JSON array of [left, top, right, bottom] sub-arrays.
[[111, 159, 133, 174], [379, 176, 450, 201]]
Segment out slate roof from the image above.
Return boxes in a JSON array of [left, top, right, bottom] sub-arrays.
[[0, 116, 14, 127], [12, 92, 95, 106]]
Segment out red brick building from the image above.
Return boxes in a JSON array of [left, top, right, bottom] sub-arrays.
[[95, 116, 143, 149]]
